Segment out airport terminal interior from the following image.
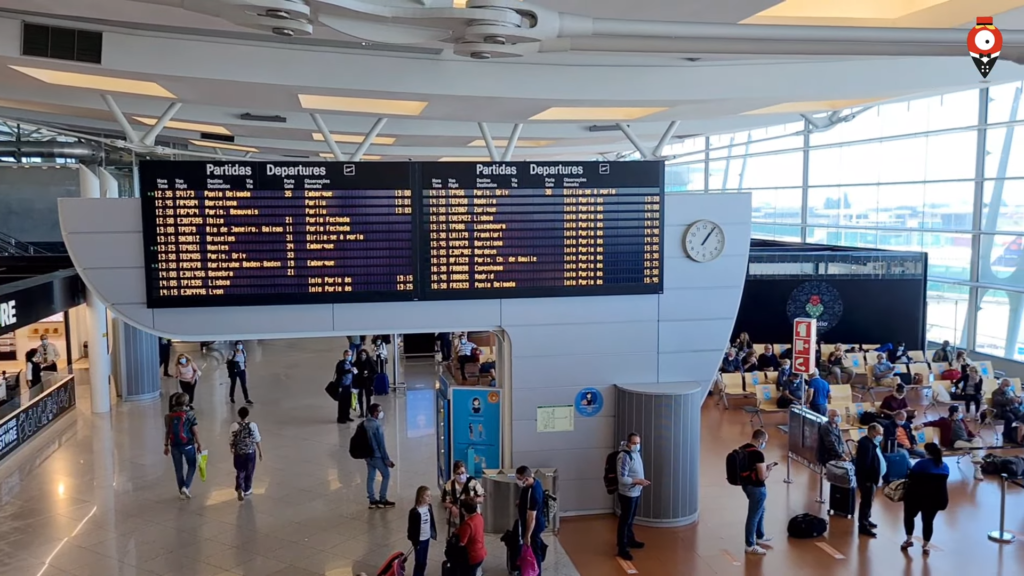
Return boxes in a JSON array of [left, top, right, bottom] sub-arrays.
[[5, 1, 1024, 575]]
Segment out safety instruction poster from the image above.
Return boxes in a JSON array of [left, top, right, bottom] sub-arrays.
[[451, 388, 502, 477], [537, 405, 574, 432]]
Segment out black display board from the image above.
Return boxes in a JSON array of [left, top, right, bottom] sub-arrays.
[[139, 161, 664, 308], [0, 375, 76, 464], [0, 270, 85, 333], [420, 161, 663, 300], [733, 278, 926, 348]]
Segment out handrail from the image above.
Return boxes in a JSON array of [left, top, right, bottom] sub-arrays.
[[0, 230, 50, 256]]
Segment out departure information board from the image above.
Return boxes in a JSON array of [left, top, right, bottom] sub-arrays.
[[420, 161, 663, 299], [139, 161, 663, 308], [140, 161, 416, 308]]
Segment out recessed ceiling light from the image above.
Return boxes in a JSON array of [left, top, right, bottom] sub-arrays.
[[319, 153, 382, 160], [298, 94, 428, 116], [468, 139, 554, 147], [529, 107, 668, 121], [742, 99, 881, 115], [9, 65, 176, 98], [311, 132, 396, 145], [133, 117, 231, 135], [439, 157, 495, 162], [189, 140, 259, 153]]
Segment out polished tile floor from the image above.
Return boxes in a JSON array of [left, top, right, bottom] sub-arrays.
[[0, 338, 579, 576], [560, 388, 1024, 576]]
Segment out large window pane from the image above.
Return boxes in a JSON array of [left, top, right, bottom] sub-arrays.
[[806, 181, 973, 230], [977, 289, 1010, 356], [751, 224, 801, 242], [661, 135, 705, 160], [665, 161, 705, 192], [805, 227, 970, 280], [751, 188, 802, 224], [926, 281, 969, 346], [709, 151, 803, 190], [809, 133, 975, 187], [982, 179, 1024, 233], [980, 234, 1024, 285], [810, 89, 979, 146]]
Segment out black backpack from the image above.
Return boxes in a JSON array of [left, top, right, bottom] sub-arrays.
[[787, 513, 828, 539], [603, 450, 631, 494], [726, 446, 757, 486], [998, 456, 1024, 478], [348, 422, 373, 459]]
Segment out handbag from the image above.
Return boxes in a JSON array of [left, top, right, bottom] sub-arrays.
[[884, 479, 907, 502], [324, 380, 340, 402]]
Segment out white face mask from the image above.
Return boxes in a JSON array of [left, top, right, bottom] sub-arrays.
[[236, 345, 243, 350], [516, 478, 526, 487], [631, 444, 640, 453], [457, 473, 468, 483], [831, 416, 842, 425], [896, 420, 906, 427], [376, 411, 384, 420]]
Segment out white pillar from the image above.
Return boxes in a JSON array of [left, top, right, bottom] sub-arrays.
[[86, 288, 111, 413], [98, 168, 119, 198], [79, 165, 100, 198]]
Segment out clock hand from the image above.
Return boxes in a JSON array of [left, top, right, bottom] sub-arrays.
[[701, 227, 716, 246]]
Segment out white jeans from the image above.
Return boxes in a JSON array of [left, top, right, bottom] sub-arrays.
[[954, 439, 984, 463]]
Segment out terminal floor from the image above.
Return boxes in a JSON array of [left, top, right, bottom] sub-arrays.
[[559, 392, 1024, 576], [0, 338, 580, 576]]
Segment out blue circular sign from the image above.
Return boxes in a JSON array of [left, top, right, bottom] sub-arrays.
[[575, 388, 603, 417]]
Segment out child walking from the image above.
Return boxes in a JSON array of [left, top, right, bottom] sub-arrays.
[[406, 486, 437, 576], [229, 406, 263, 501]]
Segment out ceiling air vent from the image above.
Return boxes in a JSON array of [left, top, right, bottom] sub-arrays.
[[200, 133, 235, 143], [21, 22, 103, 64]]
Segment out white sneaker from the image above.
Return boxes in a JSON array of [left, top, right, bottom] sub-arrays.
[[243, 489, 253, 496], [237, 489, 244, 501], [757, 536, 774, 544], [745, 545, 767, 555], [975, 469, 984, 481], [181, 487, 192, 499], [179, 488, 187, 500]]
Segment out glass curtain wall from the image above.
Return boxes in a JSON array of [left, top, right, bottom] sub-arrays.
[[661, 83, 1024, 362]]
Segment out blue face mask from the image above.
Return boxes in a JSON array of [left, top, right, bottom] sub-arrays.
[[832, 416, 842, 425], [874, 436, 883, 445]]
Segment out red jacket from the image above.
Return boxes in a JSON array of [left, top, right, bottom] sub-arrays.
[[920, 417, 975, 449]]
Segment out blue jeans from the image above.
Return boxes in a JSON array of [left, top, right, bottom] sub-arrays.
[[742, 485, 767, 547], [170, 444, 197, 490], [412, 538, 429, 576], [366, 457, 390, 501], [616, 493, 639, 551]]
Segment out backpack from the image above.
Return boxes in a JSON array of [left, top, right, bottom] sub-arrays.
[[230, 421, 256, 455], [542, 489, 557, 529], [858, 411, 879, 426], [787, 513, 828, 539], [349, 422, 373, 459], [998, 456, 1024, 478], [726, 446, 757, 486], [603, 450, 631, 494], [166, 411, 194, 447]]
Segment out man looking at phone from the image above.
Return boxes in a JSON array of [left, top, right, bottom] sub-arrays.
[[741, 429, 775, 555], [615, 433, 650, 561]]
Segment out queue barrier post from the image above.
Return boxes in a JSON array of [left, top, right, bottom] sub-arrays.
[[784, 452, 794, 484], [816, 474, 825, 504], [987, 474, 1017, 544]]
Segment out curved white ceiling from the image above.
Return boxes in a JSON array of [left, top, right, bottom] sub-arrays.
[[0, 0, 1022, 160]]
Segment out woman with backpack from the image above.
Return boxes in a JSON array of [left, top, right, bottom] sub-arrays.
[[353, 349, 378, 418], [164, 392, 202, 499], [441, 460, 486, 528], [174, 353, 201, 407], [229, 406, 263, 501], [227, 341, 253, 405], [901, 442, 949, 555]]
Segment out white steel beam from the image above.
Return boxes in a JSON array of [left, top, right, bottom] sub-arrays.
[[140, 102, 182, 146], [351, 118, 387, 162], [617, 123, 650, 159], [501, 124, 523, 161], [311, 113, 345, 161], [653, 121, 680, 158], [101, 94, 139, 144], [477, 122, 499, 161]]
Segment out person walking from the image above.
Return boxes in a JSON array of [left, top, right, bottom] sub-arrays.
[[740, 429, 774, 555], [348, 334, 364, 356], [855, 423, 886, 538], [615, 433, 650, 561], [334, 349, 357, 423], [436, 332, 453, 363], [34, 334, 60, 374], [230, 406, 263, 501], [159, 337, 172, 378], [406, 486, 437, 576], [514, 466, 548, 575], [365, 403, 395, 508], [174, 353, 201, 406], [901, 442, 949, 555], [163, 392, 202, 499], [227, 341, 253, 405], [353, 349, 378, 419], [458, 498, 487, 576]]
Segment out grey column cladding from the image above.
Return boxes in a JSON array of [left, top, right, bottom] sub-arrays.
[[111, 318, 161, 402], [615, 382, 702, 527]]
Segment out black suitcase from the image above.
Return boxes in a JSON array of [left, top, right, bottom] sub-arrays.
[[828, 484, 856, 518]]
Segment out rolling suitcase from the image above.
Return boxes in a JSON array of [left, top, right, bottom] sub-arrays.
[[828, 484, 856, 519], [373, 372, 391, 396], [883, 452, 909, 483], [376, 548, 410, 576]]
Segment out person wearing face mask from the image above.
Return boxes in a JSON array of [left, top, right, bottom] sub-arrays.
[[25, 348, 42, 387], [952, 365, 983, 421], [456, 334, 477, 381], [227, 341, 252, 405], [353, 349, 378, 419], [739, 429, 774, 555], [442, 460, 486, 528], [818, 409, 849, 465], [615, 433, 650, 561], [364, 403, 395, 508], [879, 384, 914, 422], [514, 466, 548, 573], [333, 350, 357, 424], [992, 378, 1024, 445], [888, 341, 910, 364], [34, 334, 60, 373], [931, 340, 953, 364], [406, 486, 437, 576], [884, 410, 926, 460], [173, 353, 201, 406], [854, 423, 886, 538], [720, 348, 742, 374], [917, 405, 984, 480]]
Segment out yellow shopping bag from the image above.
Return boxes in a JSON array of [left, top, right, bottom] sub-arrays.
[[351, 391, 358, 412], [198, 450, 209, 482]]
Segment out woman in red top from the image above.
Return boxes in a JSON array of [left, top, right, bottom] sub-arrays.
[[458, 498, 487, 575]]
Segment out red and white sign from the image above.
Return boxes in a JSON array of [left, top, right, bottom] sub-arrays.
[[792, 318, 818, 375]]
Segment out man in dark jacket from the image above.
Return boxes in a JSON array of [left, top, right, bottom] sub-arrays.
[[883, 410, 926, 459], [757, 344, 780, 372], [855, 423, 885, 538], [720, 349, 742, 374], [818, 408, 847, 465]]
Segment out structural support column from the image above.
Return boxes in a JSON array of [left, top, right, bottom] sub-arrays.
[[351, 117, 387, 161], [111, 319, 160, 402], [101, 94, 139, 144], [311, 113, 344, 161], [140, 102, 182, 146], [477, 122, 499, 161], [85, 289, 111, 413], [653, 121, 680, 158], [501, 123, 523, 161], [617, 123, 651, 159]]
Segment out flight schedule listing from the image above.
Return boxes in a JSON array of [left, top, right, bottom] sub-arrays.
[[420, 161, 663, 299], [140, 161, 416, 308]]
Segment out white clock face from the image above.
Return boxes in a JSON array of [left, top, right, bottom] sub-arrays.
[[684, 220, 725, 262]]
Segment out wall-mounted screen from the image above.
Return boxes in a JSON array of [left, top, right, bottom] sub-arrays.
[[139, 161, 663, 308]]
